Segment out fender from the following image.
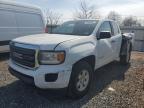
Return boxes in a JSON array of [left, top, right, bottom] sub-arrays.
[[55, 37, 96, 66], [68, 41, 96, 65]]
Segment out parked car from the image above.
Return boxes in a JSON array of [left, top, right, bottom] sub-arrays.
[[0, 0, 45, 53], [8, 19, 133, 98]]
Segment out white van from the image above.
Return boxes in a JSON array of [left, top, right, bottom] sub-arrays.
[[0, 0, 45, 52]]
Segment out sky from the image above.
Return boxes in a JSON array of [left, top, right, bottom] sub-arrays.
[[6, 0, 144, 20]]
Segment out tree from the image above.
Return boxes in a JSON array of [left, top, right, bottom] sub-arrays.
[[73, 0, 100, 19], [122, 16, 141, 26], [107, 11, 122, 24], [46, 10, 62, 32]]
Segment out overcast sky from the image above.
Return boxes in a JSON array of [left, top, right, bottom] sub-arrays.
[[7, 0, 144, 20]]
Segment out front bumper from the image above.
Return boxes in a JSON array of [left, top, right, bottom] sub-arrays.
[[9, 60, 72, 89], [9, 67, 35, 85]]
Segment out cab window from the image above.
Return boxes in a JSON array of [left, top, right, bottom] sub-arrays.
[[111, 21, 120, 36]]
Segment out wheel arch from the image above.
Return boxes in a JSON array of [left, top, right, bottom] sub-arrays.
[[120, 38, 132, 56], [72, 55, 96, 71], [130, 42, 132, 51]]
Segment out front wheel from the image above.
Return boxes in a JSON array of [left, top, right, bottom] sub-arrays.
[[67, 61, 93, 99]]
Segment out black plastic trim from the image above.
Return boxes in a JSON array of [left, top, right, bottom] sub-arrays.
[[0, 40, 10, 46], [45, 73, 58, 82], [8, 67, 34, 85]]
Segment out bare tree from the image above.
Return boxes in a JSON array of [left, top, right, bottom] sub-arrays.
[[46, 10, 62, 32], [107, 11, 122, 24], [73, 0, 100, 19], [122, 16, 141, 26]]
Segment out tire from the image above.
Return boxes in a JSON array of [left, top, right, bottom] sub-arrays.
[[120, 44, 132, 65], [67, 61, 93, 99]]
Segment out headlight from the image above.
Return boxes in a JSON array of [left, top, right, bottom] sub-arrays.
[[39, 51, 65, 65]]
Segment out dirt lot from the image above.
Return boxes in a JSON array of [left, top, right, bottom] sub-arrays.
[[0, 52, 144, 108]]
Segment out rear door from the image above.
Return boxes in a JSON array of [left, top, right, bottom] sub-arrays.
[[96, 21, 114, 67], [110, 21, 122, 58]]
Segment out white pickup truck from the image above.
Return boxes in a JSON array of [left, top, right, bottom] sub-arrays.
[[8, 19, 133, 98]]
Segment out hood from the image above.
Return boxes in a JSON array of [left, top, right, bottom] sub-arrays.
[[13, 33, 80, 50]]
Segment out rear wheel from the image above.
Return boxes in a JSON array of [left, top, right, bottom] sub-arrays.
[[67, 61, 93, 99], [120, 44, 132, 65]]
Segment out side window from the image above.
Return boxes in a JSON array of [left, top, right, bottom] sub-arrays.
[[99, 21, 112, 33], [111, 22, 120, 36]]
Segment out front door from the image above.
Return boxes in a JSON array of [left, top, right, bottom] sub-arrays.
[[96, 21, 114, 68]]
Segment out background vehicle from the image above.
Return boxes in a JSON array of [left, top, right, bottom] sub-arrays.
[[8, 19, 133, 99], [0, 0, 45, 53]]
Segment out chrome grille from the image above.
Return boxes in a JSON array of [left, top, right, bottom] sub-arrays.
[[10, 43, 37, 68]]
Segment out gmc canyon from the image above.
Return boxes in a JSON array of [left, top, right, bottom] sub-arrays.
[[8, 19, 133, 98]]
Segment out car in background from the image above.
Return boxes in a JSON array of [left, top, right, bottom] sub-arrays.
[[0, 0, 45, 53]]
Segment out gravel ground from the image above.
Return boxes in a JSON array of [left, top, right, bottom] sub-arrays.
[[0, 52, 144, 108]]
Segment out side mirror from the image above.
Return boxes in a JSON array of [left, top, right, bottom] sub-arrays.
[[98, 31, 111, 40]]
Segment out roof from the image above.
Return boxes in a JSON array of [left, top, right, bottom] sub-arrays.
[[0, 0, 41, 11], [69, 19, 115, 22]]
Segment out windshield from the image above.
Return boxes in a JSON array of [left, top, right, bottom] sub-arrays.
[[51, 20, 98, 36]]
